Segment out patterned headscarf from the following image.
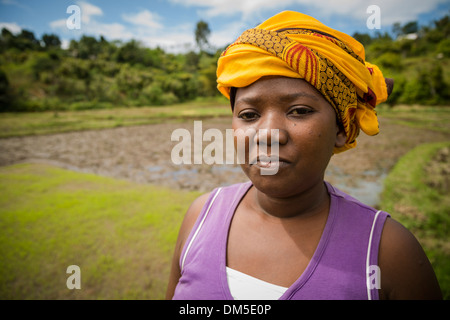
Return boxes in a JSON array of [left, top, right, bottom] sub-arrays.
[[217, 11, 393, 153]]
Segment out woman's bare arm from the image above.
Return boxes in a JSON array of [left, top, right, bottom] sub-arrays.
[[378, 218, 442, 300]]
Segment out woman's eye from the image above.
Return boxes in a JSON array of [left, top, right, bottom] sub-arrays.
[[289, 107, 313, 115], [238, 111, 259, 120]]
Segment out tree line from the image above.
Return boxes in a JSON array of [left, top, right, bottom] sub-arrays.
[[0, 21, 220, 111], [0, 17, 449, 112], [354, 15, 450, 106]]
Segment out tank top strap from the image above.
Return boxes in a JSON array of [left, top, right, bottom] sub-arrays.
[[179, 186, 223, 272], [366, 209, 389, 300], [179, 182, 252, 273]]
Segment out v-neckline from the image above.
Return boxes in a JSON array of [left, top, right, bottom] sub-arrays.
[[219, 181, 338, 300]]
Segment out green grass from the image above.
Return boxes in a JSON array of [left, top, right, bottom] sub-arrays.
[[0, 163, 201, 299], [380, 141, 450, 299], [376, 104, 450, 134], [0, 99, 231, 138]]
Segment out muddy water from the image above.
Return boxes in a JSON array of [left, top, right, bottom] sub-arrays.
[[0, 117, 447, 208], [325, 164, 387, 207]]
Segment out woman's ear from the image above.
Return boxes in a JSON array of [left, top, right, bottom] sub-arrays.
[[335, 126, 347, 148]]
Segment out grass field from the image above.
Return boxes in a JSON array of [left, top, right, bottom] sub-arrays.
[[0, 163, 200, 299]]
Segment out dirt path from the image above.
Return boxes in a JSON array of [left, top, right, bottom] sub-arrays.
[[0, 117, 448, 206]]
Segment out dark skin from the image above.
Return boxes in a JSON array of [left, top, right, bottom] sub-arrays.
[[166, 77, 442, 300]]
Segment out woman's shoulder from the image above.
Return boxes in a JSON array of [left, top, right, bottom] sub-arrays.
[[326, 181, 442, 299], [378, 217, 442, 299]]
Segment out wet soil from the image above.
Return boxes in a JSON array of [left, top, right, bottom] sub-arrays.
[[0, 116, 448, 207]]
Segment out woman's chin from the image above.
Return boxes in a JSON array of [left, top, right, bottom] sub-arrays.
[[242, 165, 300, 198]]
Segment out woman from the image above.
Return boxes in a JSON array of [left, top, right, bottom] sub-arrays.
[[166, 11, 442, 300]]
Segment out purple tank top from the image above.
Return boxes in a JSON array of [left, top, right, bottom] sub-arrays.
[[172, 181, 389, 300]]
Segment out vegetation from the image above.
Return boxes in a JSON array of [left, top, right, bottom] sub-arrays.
[[0, 22, 222, 112], [0, 163, 201, 299], [353, 15, 450, 106], [380, 142, 450, 299], [0, 16, 449, 112]]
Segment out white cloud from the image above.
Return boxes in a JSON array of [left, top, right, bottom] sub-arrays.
[[121, 10, 193, 52], [373, 0, 449, 25], [77, 0, 102, 24], [50, 18, 133, 42], [166, 0, 448, 50], [169, 0, 448, 25], [87, 22, 135, 41], [46, 0, 447, 54], [0, 22, 22, 34], [122, 10, 163, 30], [48, 1, 190, 52], [209, 20, 247, 48], [50, 1, 134, 43], [291, 0, 449, 26], [137, 23, 196, 53], [169, 0, 294, 20], [49, 19, 66, 30]]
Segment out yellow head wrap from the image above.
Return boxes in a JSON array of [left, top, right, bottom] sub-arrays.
[[217, 11, 392, 153]]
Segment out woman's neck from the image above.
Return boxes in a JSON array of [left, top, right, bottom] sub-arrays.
[[250, 180, 330, 220]]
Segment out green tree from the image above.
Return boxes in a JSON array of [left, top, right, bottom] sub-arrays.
[[31, 51, 61, 80], [374, 52, 403, 71], [69, 35, 102, 59], [115, 40, 144, 64], [197, 51, 220, 96], [0, 68, 13, 110], [436, 39, 450, 57], [428, 64, 449, 103], [402, 21, 418, 34], [352, 32, 373, 46], [400, 66, 449, 105], [16, 29, 40, 50], [42, 34, 61, 49], [195, 20, 211, 52], [434, 15, 450, 37], [1, 29, 40, 51], [392, 22, 402, 39], [0, 28, 14, 51]]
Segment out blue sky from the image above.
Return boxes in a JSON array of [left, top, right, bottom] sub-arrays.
[[1, 0, 449, 52]]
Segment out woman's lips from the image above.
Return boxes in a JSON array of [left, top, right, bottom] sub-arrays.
[[251, 155, 291, 169]]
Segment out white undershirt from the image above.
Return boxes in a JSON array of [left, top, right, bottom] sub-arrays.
[[226, 267, 288, 300]]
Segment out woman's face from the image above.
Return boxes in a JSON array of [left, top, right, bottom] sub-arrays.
[[232, 76, 347, 198]]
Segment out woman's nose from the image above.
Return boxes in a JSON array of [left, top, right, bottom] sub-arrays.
[[254, 113, 288, 146]]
